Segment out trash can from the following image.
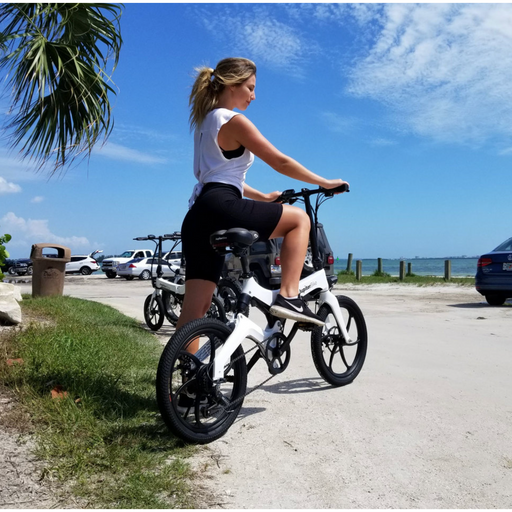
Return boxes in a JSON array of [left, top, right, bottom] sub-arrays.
[[31, 243, 71, 297]]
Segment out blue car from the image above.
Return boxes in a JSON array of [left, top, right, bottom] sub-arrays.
[[475, 236, 512, 305]]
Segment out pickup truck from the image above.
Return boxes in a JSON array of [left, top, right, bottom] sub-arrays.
[[101, 249, 154, 278]]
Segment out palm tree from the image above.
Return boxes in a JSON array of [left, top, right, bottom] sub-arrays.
[[0, 3, 122, 175]]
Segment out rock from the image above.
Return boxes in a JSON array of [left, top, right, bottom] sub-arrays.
[[0, 283, 22, 325]]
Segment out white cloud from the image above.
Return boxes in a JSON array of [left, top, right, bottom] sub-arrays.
[[347, 4, 512, 146], [195, 6, 315, 77], [0, 176, 22, 195], [93, 142, 168, 165], [31, 196, 44, 203], [321, 112, 358, 134], [1, 212, 89, 251]]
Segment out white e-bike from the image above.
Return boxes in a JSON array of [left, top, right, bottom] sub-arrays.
[[156, 184, 368, 444]]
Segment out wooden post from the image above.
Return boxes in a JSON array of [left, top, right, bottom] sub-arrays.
[[347, 253, 353, 273], [407, 262, 412, 276], [444, 260, 451, 281], [399, 260, 406, 281], [356, 260, 362, 281], [377, 258, 383, 274]]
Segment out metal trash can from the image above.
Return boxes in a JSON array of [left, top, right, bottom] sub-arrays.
[[31, 243, 71, 297]]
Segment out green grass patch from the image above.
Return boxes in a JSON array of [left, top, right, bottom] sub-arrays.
[[337, 272, 474, 286], [0, 296, 196, 508]]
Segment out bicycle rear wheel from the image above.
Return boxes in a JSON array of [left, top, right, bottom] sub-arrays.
[[311, 295, 367, 386], [156, 318, 247, 444], [144, 294, 165, 331]]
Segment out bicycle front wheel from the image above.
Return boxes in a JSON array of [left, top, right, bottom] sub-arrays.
[[144, 294, 165, 331], [156, 318, 247, 444], [311, 295, 368, 386]]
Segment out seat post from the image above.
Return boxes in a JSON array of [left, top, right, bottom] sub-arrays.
[[240, 252, 251, 278]]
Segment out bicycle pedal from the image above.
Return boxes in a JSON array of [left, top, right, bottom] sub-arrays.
[[297, 322, 317, 332]]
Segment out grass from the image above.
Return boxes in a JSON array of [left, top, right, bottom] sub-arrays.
[[336, 271, 475, 286], [0, 295, 197, 508]]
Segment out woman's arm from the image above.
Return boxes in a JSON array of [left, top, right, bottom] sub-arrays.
[[219, 114, 349, 190], [243, 183, 282, 202]]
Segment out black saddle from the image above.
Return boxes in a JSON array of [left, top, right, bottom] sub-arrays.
[[210, 228, 259, 255]]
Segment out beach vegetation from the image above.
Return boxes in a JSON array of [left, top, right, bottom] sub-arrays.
[[0, 295, 196, 508], [337, 272, 474, 286]]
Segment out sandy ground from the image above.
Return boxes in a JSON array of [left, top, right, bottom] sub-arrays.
[[3, 275, 512, 508]]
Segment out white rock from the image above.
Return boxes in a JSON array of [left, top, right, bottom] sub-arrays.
[[0, 282, 22, 325]]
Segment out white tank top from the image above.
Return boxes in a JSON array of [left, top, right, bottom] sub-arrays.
[[188, 108, 254, 208]]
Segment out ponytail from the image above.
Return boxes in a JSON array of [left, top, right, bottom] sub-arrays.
[[189, 57, 256, 130]]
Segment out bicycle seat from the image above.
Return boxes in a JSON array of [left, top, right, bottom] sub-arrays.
[[210, 228, 259, 255]]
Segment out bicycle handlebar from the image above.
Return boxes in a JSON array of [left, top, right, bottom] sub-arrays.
[[274, 183, 349, 204], [134, 231, 181, 242]]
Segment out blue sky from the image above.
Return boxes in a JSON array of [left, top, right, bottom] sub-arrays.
[[1, 3, 512, 260]]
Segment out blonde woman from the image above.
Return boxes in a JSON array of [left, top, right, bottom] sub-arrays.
[[179, 57, 348, 330]]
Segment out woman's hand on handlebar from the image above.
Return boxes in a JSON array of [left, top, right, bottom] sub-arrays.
[[322, 178, 350, 192], [265, 190, 283, 202]]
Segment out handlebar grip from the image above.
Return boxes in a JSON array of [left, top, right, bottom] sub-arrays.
[[273, 188, 297, 203], [323, 183, 350, 196]]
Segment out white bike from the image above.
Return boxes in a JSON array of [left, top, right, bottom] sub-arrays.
[[156, 185, 368, 443], [135, 233, 226, 331]]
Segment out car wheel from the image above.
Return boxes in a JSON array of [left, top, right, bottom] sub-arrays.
[[105, 270, 117, 279], [139, 269, 151, 280], [485, 294, 506, 306], [8, 267, 17, 275], [26, 266, 33, 275], [80, 267, 92, 275], [252, 268, 269, 288]]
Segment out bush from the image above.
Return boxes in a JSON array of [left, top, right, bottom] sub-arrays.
[[0, 231, 12, 280]]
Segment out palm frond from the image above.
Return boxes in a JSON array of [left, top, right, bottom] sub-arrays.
[[0, 3, 123, 175]]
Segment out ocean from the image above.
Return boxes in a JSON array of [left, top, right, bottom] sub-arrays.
[[333, 257, 478, 277]]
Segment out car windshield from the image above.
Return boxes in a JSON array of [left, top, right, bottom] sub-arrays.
[[494, 237, 512, 252], [119, 251, 135, 258]]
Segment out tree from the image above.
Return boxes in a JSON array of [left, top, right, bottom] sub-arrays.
[[0, 3, 123, 175]]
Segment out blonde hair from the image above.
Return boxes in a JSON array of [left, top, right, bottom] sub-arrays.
[[189, 57, 257, 130]]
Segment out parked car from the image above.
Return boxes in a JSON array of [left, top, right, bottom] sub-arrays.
[[65, 250, 103, 275], [1, 258, 16, 275], [9, 258, 33, 276], [223, 223, 336, 289], [475, 236, 512, 305], [117, 256, 180, 280], [101, 249, 154, 278]]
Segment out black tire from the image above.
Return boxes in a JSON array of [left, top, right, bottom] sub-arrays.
[[156, 318, 247, 444], [105, 270, 116, 279], [139, 269, 151, 280], [485, 294, 506, 306], [162, 290, 181, 326], [311, 295, 367, 386], [252, 268, 268, 288], [144, 294, 165, 331], [216, 278, 243, 319], [26, 265, 33, 275], [80, 266, 92, 275], [207, 295, 227, 323], [8, 267, 16, 275]]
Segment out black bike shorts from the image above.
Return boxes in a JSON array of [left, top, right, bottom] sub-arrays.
[[181, 183, 283, 283]]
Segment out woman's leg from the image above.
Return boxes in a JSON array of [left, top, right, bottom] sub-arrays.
[[269, 204, 310, 298], [178, 279, 217, 352]]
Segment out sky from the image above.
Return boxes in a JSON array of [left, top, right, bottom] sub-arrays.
[[1, 2, 512, 260]]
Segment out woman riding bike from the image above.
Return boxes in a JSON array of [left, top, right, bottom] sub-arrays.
[[180, 57, 349, 338]]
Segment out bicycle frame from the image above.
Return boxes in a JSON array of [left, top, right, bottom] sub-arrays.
[[210, 185, 353, 382]]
